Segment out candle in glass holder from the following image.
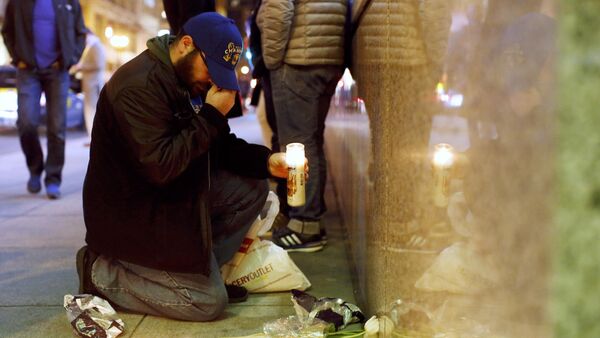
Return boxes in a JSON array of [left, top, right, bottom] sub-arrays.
[[286, 143, 306, 207], [432, 143, 455, 207]]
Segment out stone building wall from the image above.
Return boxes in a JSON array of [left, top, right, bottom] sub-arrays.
[[326, 0, 558, 336]]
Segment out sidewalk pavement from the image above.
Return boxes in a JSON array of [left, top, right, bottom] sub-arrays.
[[0, 115, 359, 337]]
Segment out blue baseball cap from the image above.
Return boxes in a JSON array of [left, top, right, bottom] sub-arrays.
[[182, 12, 243, 91]]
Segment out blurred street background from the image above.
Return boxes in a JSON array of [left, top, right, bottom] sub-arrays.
[[1, 0, 600, 337]]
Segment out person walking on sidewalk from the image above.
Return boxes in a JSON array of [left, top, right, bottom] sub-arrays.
[[78, 13, 291, 321], [70, 28, 106, 141], [1, 0, 86, 199], [257, 0, 346, 252]]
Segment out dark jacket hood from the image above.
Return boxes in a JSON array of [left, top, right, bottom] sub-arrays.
[[146, 34, 174, 67]]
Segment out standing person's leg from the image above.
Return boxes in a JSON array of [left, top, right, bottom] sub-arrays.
[[162, 0, 180, 34], [262, 72, 278, 151], [82, 75, 102, 138], [81, 76, 94, 137], [255, 91, 273, 149], [269, 65, 340, 251], [261, 72, 289, 224], [315, 67, 344, 212], [183, 0, 216, 22], [270, 65, 332, 222], [41, 68, 69, 198], [82, 78, 94, 137], [16, 68, 44, 193]]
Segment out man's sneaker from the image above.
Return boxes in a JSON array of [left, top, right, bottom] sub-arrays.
[[46, 184, 61, 199], [27, 175, 41, 194], [76, 246, 100, 295], [225, 284, 248, 303], [272, 227, 324, 252]]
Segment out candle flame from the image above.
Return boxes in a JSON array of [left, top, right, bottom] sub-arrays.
[[286, 143, 305, 167], [433, 143, 454, 166]]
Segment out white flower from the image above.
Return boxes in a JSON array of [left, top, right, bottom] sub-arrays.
[[364, 315, 395, 337]]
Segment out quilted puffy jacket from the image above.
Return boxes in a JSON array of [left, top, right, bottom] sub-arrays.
[[355, 0, 451, 67], [257, 0, 347, 70]]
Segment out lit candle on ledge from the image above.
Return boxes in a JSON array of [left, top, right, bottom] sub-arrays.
[[432, 143, 455, 207], [286, 143, 306, 207]]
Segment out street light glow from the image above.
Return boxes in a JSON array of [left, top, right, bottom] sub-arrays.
[[241, 66, 250, 75], [110, 35, 130, 49]]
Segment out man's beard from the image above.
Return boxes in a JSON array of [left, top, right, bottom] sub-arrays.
[[173, 50, 210, 98]]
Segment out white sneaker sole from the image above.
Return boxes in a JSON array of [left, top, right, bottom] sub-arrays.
[[285, 244, 324, 253]]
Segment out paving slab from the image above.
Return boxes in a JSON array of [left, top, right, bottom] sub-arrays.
[[0, 247, 80, 305], [0, 195, 45, 217], [289, 217, 357, 302], [0, 216, 85, 248], [131, 305, 294, 338], [27, 193, 85, 216]]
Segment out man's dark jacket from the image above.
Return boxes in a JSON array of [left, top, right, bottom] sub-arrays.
[[83, 35, 271, 275], [1, 0, 86, 70]]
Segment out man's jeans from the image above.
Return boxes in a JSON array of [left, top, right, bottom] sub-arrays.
[[270, 64, 343, 221], [16, 67, 69, 186], [90, 171, 269, 321], [82, 72, 103, 136]]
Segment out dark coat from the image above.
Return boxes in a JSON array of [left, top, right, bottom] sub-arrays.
[[162, 0, 215, 34], [1, 0, 86, 70], [83, 35, 271, 275]]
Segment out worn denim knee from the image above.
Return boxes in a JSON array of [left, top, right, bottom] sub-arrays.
[[92, 254, 228, 322]]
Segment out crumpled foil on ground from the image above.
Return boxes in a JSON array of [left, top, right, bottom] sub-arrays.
[[263, 315, 333, 337], [291, 289, 365, 330], [64, 294, 125, 338]]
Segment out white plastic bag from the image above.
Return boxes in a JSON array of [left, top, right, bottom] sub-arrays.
[[222, 192, 311, 293], [221, 191, 280, 281], [225, 238, 311, 292], [415, 242, 500, 294]]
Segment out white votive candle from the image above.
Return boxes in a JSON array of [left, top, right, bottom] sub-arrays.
[[432, 143, 454, 207], [286, 143, 306, 207]]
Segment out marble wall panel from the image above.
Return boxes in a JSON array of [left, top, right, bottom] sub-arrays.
[[326, 0, 556, 336]]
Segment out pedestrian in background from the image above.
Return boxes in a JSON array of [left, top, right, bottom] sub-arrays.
[[257, 0, 347, 252], [248, 0, 277, 149], [1, 0, 86, 199], [248, 0, 292, 233], [162, 0, 215, 34], [71, 28, 106, 142]]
